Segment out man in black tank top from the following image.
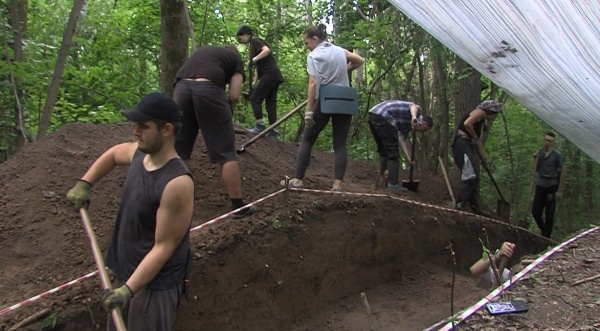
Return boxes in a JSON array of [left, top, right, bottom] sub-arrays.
[[451, 100, 502, 215], [67, 93, 194, 331]]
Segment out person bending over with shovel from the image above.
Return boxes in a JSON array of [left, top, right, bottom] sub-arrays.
[[174, 45, 258, 218], [368, 100, 432, 191], [451, 100, 502, 215], [67, 92, 194, 331], [236, 25, 285, 138]]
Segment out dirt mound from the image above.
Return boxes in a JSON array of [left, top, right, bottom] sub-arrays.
[[0, 122, 554, 330]]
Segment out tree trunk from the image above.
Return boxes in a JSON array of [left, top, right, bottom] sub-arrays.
[[160, 0, 188, 97], [432, 41, 450, 169], [7, 0, 29, 151], [37, 0, 86, 139], [453, 57, 481, 126]]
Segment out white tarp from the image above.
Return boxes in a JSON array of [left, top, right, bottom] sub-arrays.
[[388, 0, 600, 162]]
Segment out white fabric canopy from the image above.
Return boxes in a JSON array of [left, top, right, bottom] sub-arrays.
[[388, 0, 600, 162]]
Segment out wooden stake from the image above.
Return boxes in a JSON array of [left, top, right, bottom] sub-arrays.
[[360, 292, 375, 331], [7, 308, 52, 331], [572, 273, 600, 286]]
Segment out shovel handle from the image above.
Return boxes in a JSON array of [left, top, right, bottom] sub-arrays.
[[474, 147, 507, 202], [237, 100, 307, 154], [79, 208, 128, 331], [438, 156, 456, 205], [408, 130, 417, 180], [523, 155, 539, 222]]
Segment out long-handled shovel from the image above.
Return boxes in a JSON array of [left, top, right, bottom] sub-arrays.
[[401, 130, 419, 191], [237, 100, 307, 154], [79, 207, 127, 331], [438, 156, 456, 208], [474, 148, 511, 220], [518, 154, 538, 228]]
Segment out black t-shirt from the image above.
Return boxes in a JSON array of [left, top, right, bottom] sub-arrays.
[[250, 38, 284, 82], [176, 46, 245, 88]]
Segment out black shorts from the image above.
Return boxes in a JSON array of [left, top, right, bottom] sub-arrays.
[[174, 80, 237, 164]]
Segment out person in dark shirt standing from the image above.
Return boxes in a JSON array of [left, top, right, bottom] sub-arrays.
[[236, 25, 285, 138], [174, 45, 257, 218], [451, 100, 502, 214], [532, 131, 566, 238]]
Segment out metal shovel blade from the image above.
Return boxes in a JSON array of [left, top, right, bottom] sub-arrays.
[[401, 179, 419, 192]]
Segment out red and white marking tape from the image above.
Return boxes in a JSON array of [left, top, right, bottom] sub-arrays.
[[190, 188, 285, 232], [432, 225, 600, 331], [0, 184, 561, 317], [0, 271, 99, 316], [0, 189, 286, 317]]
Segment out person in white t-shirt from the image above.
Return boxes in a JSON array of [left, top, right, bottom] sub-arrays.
[[470, 241, 515, 288], [281, 24, 364, 193]]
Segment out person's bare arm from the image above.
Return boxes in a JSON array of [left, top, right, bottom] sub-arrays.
[[307, 75, 317, 109], [125, 174, 194, 293], [463, 109, 486, 139], [252, 45, 271, 63], [229, 72, 244, 106], [470, 242, 515, 277], [558, 167, 567, 192], [81, 142, 137, 185], [345, 49, 365, 70]]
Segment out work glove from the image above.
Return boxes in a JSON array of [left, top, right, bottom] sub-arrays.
[[305, 109, 316, 129], [102, 285, 133, 312], [546, 193, 554, 202], [66, 180, 92, 210], [555, 191, 563, 200]]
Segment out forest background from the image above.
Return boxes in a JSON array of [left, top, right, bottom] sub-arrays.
[[1, 0, 598, 240]]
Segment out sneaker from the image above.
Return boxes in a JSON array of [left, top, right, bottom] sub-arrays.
[[280, 178, 304, 189], [267, 129, 279, 139], [387, 183, 408, 191], [332, 185, 342, 193], [232, 204, 259, 219], [248, 124, 265, 134]]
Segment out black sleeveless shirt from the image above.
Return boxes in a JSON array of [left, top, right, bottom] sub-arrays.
[[457, 113, 485, 138], [106, 150, 192, 290]]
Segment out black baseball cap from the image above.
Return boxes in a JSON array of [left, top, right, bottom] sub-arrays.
[[121, 92, 182, 123]]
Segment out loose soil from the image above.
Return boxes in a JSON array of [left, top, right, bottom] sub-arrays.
[[0, 122, 594, 331]]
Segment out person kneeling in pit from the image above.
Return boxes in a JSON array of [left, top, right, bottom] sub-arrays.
[[470, 241, 517, 289]]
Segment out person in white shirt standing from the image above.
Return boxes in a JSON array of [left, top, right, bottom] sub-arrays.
[[281, 24, 364, 192]]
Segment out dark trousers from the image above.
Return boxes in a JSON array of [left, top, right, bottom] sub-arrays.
[[451, 136, 481, 213], [107, 282, 182, 331], [173, 80, 237, 164], [250, 78, 282, 124], [532, 184, 558, 238], [368, 113, 400, 185], [295, 100, 352, 180]]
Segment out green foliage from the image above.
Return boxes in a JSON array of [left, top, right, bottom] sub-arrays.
[[1, 0, 597, 239]]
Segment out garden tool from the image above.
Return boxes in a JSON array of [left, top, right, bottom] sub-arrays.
[[79, 207, 127, 331], [237, 100, 307, 154], [438, 156, 456, 208], [518, 154, 538, 228], [474, 147, 511, 221], [401, 130, 419, 191]]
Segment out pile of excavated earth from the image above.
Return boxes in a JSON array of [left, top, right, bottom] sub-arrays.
[[2, 121, 585, 331]]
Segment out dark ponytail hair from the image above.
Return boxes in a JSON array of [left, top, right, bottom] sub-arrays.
[[236, 25, 253, 36], [304, 23, 328, 41]]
